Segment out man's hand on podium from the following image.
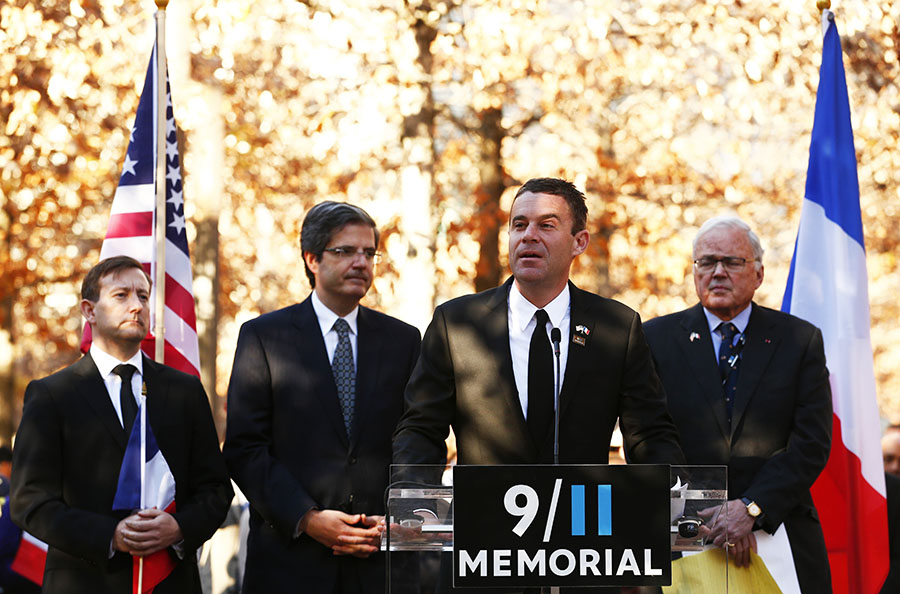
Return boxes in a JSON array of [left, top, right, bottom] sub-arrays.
[[726, 531, 758, 567], [699, 498, 757, 566]]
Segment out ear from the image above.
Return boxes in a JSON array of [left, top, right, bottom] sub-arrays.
[[755, 263, 765, 289], [572, 229, 590, 257], [303, 251, 319, 277], [80, 299, 96, 324]]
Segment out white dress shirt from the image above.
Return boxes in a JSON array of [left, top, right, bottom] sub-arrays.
[[90, 344, 143, 428], [311, 290, 359, 368], [703, 303, 752, 363], [508, 282, 571, 420]]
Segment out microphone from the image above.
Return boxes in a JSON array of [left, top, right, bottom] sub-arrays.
[[551, 328, 562, 465]]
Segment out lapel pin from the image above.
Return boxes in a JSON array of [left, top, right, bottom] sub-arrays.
[[573, 324, 589, 347], [689, 332, 700, 342], [765, 338, 771, 344]]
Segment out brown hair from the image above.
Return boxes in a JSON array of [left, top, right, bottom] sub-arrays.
[[81, 256, 152, 302]]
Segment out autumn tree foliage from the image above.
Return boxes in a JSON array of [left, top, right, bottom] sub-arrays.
[[2, 0, 899, 444]]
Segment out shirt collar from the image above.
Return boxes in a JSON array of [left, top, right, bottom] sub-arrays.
[[509, 282, 570, 332], [703, 303, 752, 336], [89, 343, 144, 379], [311, 290, 359, 336]]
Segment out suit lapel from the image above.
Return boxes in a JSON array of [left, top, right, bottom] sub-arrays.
[[353, 307, 381, 451], [73, 353, 129, 450], [292, 298, 350, 449], [487, 279, 532, 453], [677, 304, 731, 440], [730, 303, 778, 439], [558, 283, 590, 423]]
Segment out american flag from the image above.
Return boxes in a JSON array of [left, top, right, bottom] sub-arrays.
[[80, 41, 200, 378]]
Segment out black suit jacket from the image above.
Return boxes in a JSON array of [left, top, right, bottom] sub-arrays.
[[881, 472, 900, 593], [393, 278, 685, 468], [223, 297, 421, 593], [643, 302, 833, 592], [10, 353, 233, 594]]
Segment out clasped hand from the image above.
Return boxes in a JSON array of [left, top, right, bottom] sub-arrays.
[[113, 508, 183, 557], [302, 510, 383, 558]]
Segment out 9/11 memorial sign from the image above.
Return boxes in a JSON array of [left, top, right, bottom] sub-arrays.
[[453, 465, 671, 588]]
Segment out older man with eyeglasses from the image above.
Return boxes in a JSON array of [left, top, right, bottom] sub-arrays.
[[643, 215, 833, 593]]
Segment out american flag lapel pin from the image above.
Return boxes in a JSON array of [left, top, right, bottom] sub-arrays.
[[689, 332, 700, 342]]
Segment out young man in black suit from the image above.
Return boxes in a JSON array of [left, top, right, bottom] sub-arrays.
[[11, 256, 233, 593], [224, 201, 421, 594], [643, 216, 833, 592], [393, 177, 684, 472]]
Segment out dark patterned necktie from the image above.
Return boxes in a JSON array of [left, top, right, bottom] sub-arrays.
[[717, 322, 740, 425], [112, 364, 138, 436], [331, 319, 356, 437], [527, 309, 553, 445]]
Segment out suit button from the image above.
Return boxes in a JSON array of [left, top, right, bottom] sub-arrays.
[[349, 457, 357, 465], [349, 494, 354, 502]]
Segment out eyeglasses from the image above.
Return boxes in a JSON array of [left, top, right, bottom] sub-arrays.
[[693, 256, 756, 273], [322, 246, 382, 263]]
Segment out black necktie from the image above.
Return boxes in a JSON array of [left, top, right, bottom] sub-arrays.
[[113, 364, 138, 436], [527, 309, 553, 445], [331, 319, 356, 437], [716, 322, 740, 425]]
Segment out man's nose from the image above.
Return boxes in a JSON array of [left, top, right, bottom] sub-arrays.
[[127, 293, 145, 310], [522, 223, 540, 241]]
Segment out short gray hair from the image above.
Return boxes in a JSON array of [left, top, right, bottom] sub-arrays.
[[692, 216, 764, 265]]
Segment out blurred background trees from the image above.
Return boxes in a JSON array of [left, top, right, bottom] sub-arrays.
[[2, 0, 899, 441]]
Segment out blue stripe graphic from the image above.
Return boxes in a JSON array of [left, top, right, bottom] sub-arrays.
[[571, 485, 585, 536], [598, 485, 611, 536]]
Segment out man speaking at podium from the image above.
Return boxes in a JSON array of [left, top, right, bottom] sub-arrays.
[[393, 177, 684, 478], [643, 216, 833, 593]]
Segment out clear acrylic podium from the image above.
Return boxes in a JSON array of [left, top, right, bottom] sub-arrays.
[[385, 464, 728, 592]]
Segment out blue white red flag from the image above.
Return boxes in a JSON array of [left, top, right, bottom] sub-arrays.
[[113, 399, 177, 594], [80, 38, 201, 379], [781, 10, 889, 593], [10, 531, 47, 585]]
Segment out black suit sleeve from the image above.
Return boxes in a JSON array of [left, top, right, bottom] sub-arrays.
[[223, 321, 315, 541], [745, 327, 832, 532], [11, 379, 120, 565], [617, 312, 686, 466], [169, 375, 234, 553], [392, 305, 452, 469]]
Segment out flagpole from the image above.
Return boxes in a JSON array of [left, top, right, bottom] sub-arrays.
[[138, 384, 147, 594], [154, 0, 169, 364]]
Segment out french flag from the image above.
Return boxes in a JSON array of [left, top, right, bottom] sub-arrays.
[[10, 532, 47, 585], [781, 10, 889, 593], [112, 399, 177, 594]]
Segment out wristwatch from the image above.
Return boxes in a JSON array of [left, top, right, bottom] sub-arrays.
[[741, 497, 762, 518]]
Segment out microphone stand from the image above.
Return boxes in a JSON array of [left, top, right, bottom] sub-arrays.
[[550, 327, 562, 594], [551, 328, 562, 465]]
